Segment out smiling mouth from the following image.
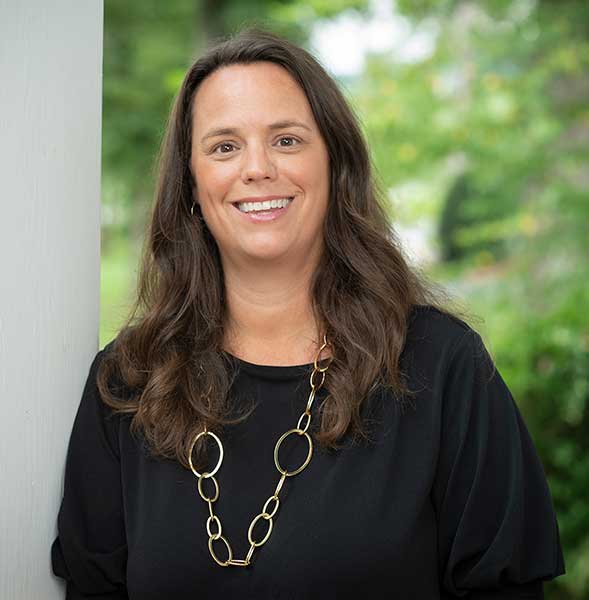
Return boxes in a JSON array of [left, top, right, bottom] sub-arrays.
[[233, 197, 294, 214]]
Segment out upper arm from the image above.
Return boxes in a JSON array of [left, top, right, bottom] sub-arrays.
[[432, 329, 565, 597], [51, 349, 128, 598]]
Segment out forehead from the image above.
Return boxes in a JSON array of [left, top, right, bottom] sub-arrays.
[[192, 62, 315, 132]]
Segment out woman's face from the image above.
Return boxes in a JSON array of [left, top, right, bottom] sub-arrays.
[[190, 62, 330, 267]]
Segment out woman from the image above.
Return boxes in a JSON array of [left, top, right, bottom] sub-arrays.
[[51, 28, 565, 598]]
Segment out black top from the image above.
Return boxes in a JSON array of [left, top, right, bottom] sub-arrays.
[[51, 306, 565, 599]]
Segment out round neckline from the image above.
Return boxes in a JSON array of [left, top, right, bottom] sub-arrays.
[[223, 351, 314, 380]]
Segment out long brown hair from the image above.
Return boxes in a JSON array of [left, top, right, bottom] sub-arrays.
[[97, 26, 468, 470]]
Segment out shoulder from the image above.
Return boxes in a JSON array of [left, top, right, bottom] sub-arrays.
[[100, 338, 118, 357], [402, 304, 496, 393], [402, 305, 491, 384], [65, 341, 125, 462], [85, 339, 117, 392], [96, 338, 126, 385], [404, 304, 476, 357]]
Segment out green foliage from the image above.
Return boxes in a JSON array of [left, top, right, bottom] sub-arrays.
[[103, 0, 197, 182], [101, 1, 587, 596]]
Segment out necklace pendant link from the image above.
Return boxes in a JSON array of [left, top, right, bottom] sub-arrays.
[[206, 514, 222, 539], [208, 535, 233, 567], [274, 428, 313, 476], [274, 472, 287, 496], [197, 473, 219, 502], [189, 430, 224, 479], [227, 559, 249, 567], [248, 513, 274, 547], [296, 410, 312, 433], [262, 494, 280, 519]]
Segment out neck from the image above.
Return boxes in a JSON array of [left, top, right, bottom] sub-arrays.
[[220, 251, 323, 365]]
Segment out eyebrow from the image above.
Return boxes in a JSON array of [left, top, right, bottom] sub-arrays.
[[200, 119, 312, 143]]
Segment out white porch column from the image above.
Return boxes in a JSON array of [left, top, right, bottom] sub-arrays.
[[0, 1, 103, 597]]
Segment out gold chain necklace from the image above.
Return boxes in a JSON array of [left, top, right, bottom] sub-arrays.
[[188, 335, 332, 567]]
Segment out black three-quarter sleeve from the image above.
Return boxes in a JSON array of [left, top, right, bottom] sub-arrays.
[[51, 349, 129, 599], [433, 329, 565, 599]]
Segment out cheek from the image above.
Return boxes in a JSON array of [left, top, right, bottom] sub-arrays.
[[286, 150, 328, 189], [194, 167, 231, 204], [304, 144, 329, 181], [306, 153, 330, 204]]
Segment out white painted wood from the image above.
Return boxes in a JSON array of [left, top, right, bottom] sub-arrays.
[[0, 1, 103, 597]]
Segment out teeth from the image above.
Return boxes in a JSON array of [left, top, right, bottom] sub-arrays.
[[237, 197, 292, 213]]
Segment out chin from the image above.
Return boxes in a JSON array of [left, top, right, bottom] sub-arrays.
[[236, 238, 295, 260], [243, 247, 290, 262]]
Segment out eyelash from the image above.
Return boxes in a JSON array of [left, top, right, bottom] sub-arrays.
[[211, 136, 301, 155]]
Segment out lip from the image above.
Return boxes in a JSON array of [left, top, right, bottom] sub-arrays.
[[231, 195, 294, 223]]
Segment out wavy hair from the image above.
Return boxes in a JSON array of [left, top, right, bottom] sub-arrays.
[[97, 26, 466, 470]]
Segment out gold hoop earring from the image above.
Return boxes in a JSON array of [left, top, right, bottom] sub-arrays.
[[191, 201, 197, 216]]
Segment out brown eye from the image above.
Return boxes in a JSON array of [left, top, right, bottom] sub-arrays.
[[212, 142, 236, 154], [277, 136, 299, 147]]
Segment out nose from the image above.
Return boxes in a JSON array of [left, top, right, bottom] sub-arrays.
[[240, 141, 277, 183]]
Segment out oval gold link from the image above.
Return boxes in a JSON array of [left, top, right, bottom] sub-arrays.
[[206, 514, 222, 539], [198, 474, 219, 502], [262, 495, 280, 519], [246, 544, 256, 565], [309, 368, 326, 390], [189, 430, 224, 479], [274, 428, 313, 476], [208, 535, 233, 566], [305, 389, 316, 413], [248, 513, 273, 547], [274, 472, 287, 496], [314, 356, 333, 373], [317, 334, 329, 354], [314, 336, 333, 373], [207, 499, 214, 519], [296, 410, 311, 433], [315, 358, 332, 373]]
